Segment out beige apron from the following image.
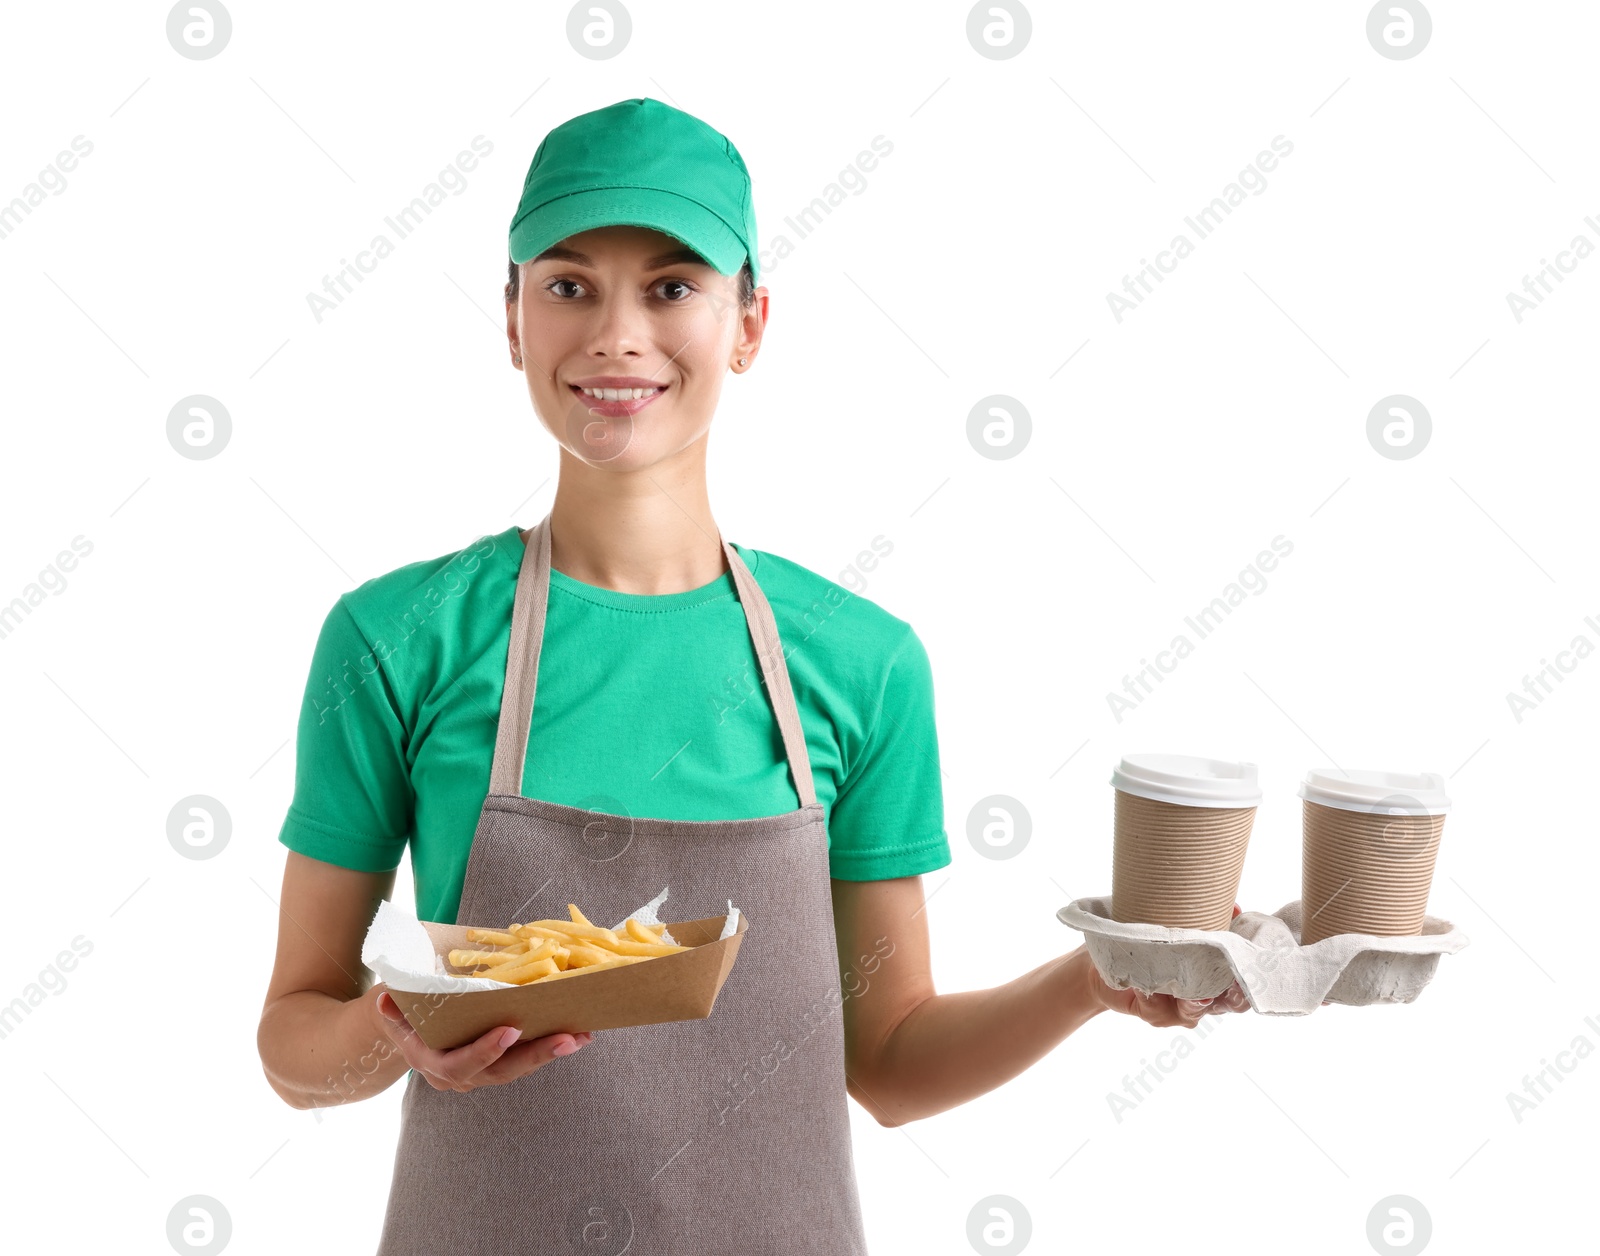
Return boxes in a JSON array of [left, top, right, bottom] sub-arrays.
[[376, 514, 870, 1254]]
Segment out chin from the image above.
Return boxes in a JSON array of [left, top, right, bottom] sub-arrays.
[[569, 418, 641, 464]]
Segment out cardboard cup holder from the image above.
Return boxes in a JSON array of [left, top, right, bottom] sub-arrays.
[[1057, 895, 1468, 1016]]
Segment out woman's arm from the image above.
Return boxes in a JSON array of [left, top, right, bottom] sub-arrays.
[[831, 876, 1236, 1127], [257, 852, 593, 1110], [256, 854, 413, 1109]]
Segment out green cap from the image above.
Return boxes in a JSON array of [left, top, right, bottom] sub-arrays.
[[509, 98, 760, 284]]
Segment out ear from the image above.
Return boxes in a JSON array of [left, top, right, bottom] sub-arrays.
[[505, 281, 522, 370], [730, 287, 769, 372]]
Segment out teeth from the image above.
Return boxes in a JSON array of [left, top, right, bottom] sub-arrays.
[[580, 386, 660, 401]]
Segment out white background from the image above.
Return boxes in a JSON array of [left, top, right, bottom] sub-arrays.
[[2, 2, 1596, 1253]]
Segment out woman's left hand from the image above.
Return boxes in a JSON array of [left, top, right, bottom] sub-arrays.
[[1092, 977, 1251, 1027], [1083, 902, 1253, 1028]]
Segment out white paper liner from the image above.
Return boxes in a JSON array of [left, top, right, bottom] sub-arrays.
[[608, 885, 679, 945], [361, 886, 739, 995]]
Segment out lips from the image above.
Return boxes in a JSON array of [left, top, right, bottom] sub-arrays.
[[568, 377, 668, 418]]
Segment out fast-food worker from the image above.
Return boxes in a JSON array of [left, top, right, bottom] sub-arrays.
[[256, 97, 1249, 1253]]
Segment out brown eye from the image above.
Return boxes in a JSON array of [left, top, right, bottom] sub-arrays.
[[655, 279, 693, 301], [544, 279, 584, 299]]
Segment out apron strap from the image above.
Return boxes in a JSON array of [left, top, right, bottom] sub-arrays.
[[488, 516, 554, 799], [489, 514, 818, 808], [719, 529, 819, 810]]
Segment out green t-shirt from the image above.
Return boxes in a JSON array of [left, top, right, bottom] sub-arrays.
[[278, 524, 952, 922]]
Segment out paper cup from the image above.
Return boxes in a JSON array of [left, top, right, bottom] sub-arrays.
[[1299, 769, 1450, 944], [1110, 754, 1261, 931]]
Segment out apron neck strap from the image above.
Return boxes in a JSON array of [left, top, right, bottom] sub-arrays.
[[488, 514, 819, 808]]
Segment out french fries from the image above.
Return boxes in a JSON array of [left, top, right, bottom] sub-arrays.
[[463, 929, 521, 948], [521, 919, 622, 945], [613, 911, 663, 940], [446, 949, 524, 968], [445, 903, 687, 985]]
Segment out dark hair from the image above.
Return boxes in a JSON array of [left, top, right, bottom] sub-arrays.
[[506, 253, 755, 309]]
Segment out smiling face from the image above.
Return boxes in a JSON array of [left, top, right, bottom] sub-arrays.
[[505, 224, 766, 470]]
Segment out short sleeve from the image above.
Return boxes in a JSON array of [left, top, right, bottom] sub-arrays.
[[277, 597, 413, 872], [825, 624, 952, 880]]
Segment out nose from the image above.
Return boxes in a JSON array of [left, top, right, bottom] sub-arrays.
[[584, 288, 648, 361]]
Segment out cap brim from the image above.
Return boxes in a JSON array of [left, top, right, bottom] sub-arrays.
[[509, 187, 746, 275]]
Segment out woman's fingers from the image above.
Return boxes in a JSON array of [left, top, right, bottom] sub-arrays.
[[475, 1031, 597, 1086], [374, 990, 431, 1062], [374, 993, 593, 1091], [1112, 987, 1181, 1027], [432, 1024, 532, 1090], [1129, 989, 1200, 1028], [1131, 981, 1250, 1024], [1174, 996, 1214, 1022], [1105, 983, 1235, 1028], [377, 996, 511, 1086], [374, 992, 458, 1088]]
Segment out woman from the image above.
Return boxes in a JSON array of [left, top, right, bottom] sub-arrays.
[[257, 97, 1248, 1252]]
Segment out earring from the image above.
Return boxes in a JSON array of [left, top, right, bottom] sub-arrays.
[[738, 357, 747, 366], [513, 353, 522, 365]]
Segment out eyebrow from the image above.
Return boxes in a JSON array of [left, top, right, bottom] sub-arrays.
[[532, 244, 712, 270], [644, 248, 712, 269]]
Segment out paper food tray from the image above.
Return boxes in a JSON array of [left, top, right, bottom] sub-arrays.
[[363, 887, 748, 1050], [1056, 896, 1469, 1016], [381, 913, 749, 1050]]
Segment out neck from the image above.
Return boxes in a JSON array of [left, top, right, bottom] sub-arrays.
[[536, 450, 726, 596]]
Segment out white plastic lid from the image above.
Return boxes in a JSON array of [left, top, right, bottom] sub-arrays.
[[1297, 768, 1451, 815], [1109, 754, 1262, 808]]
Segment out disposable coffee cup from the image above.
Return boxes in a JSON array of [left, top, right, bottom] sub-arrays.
[[1298, 769, 1450, 944], [1110, 754, 1261, 931]]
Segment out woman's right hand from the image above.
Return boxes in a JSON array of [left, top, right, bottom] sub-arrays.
[[373, 988, 594, 1092]]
